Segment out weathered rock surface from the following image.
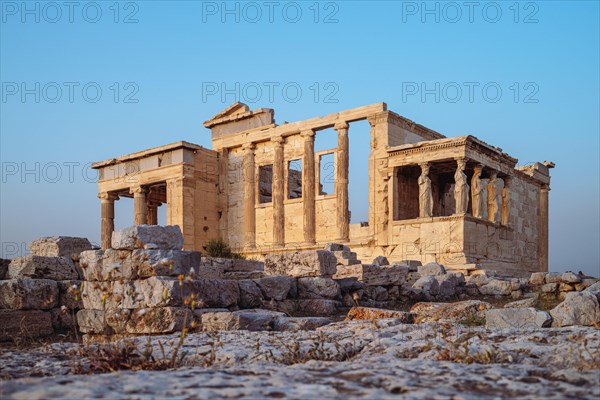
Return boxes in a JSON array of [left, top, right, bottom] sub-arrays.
[[28, 236, 92, 259], [295, 299, 339, 316], [238, 280, 263, 308], [529, 272, 546, 285], [417, 262, 446, 276], [411, 300, 492, 324], [131, 249, 203, 279], [561, 272, 582, 284], [201, 309, 285, 331], [8, 256, 79, 281], [504, 294, 538, 309], [272, 316, 333, 331], [0, 310, 53, 341], [345, 306, 414, 323], [254, 276, 296, 301], [486, 308, 552, 329], [0, 279, 58, 310], [2, 323, 599, 398], [57, 280, 83, 309], [111, 225, 184, 250], [434, 273, 465, 297], [264, 250, 337, 278], [550, 291, 600, 327], [372, 256, 389, 266], [297, 277, 340, 299], [335, 264, 407, 286], [0, 258, 10, 279], [412, 276, 439, 295], [79, 249, 132, 281], [479, 279, 518, 296], [77, 307, 192, 334]]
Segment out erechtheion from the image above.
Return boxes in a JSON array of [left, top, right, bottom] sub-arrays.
[[92, 102, 553, 276]]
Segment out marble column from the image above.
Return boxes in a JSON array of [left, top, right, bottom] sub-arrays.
[[99, 192, 118, 249], [147, 201, 160, 225], [301, 129, 316, 245], [131, 186, 148, 225], [418, 163, 433, 218], [538, 185, 550, 272], [501, 176, 512, 225], [242, 143, 256, 249], [454, 158, 469, 215], [334, 121, 349, 242], [271, 136, 285, 247]]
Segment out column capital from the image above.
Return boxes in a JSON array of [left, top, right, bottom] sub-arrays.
[[455, 158, 467, 169], [300, 129, 315, 139], [98, 192, 119, 201], [334, 121, 349, 131], [130, 185, 147, 195], [271, 135, 285, 145], [242, 142, 256, 152]]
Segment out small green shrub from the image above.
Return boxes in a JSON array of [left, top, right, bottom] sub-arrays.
[[204, 238, 246, 259]]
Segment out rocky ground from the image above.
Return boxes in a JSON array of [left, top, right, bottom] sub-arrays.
[[1, 319, 599, 399]]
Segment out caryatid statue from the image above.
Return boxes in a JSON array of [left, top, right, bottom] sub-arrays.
[[487, 171, 503, 223], [471, 165, 485, 218], [418, 163, 433, 218], [501, 175, 511, 225], [454, 159, 470, 214]]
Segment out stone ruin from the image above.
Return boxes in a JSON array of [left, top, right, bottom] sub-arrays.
[[1, 225, 599, 343]]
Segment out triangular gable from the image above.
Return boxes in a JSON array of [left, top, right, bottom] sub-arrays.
[[206, 102, 250, 123]]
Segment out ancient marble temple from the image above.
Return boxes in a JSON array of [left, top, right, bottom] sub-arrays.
[[92, 102, 553, 276]]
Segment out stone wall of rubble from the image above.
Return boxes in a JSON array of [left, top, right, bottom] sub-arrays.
[[0, 237, 91, 341]]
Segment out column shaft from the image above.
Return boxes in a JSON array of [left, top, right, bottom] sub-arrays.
[[335, 122, 349, 242], [131, 186, 148, 225], [243, 143, 256, 249], [272, 136, 285, 247], [302, 130, 316, 245], [99, 193, 117, 249]]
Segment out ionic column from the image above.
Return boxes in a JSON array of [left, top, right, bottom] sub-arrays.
[[272, 136, 285, 247], [130, 186, 148, 225], [301, 129, 316, 245], [538, 185, 550, 272], [334, 121, 350, 242], [99, 192, 118, 249], [147, 201, 160, 225], [243, 143, 256, 249], [501, 176, 512, 225]]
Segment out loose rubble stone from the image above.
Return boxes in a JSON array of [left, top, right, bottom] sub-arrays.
[[479, 279, 517, 296], [29, 236, 92, 259], [575, 279, 598, 291], [412, 276, 439, 295], [465, 274, 491, 286], [8, 256, 80, 281], [411, 300, 492, 324], [131, 249, 203, 279], [79, 249, 132, 281], [111, 225, 184, 250], [486, 308, 552, 329], [264, 250, 337, 278], [544, 273, 562, 284], [561, 272, 582, 284], [335, 264, 407, 286], [238, 280, 263, 308], [365, 285, 388, 301], [254, 276, 296, 301], [272, 316, 333, 331], [77, 307, 192, 334], [434, 273, 464, 297], [202, 258, 264, 273], [550, 291, 600, 327], [0, 279, 58, 310], [529, 272, 546, 285], [504, 294, 539, 308], [295, 299, 340, 316], [372, 256, 389, 266], [201, 309, 285, 331], [559, 283, 575, 292], [0, 310, 53, 341], [345, 306, 414, 323], [297, 277, 340, 299], [417, 262, 446, 276], [541, 283, 558, 293]]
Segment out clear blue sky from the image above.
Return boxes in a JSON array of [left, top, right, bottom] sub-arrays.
[[1, 1, 598, 276]]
